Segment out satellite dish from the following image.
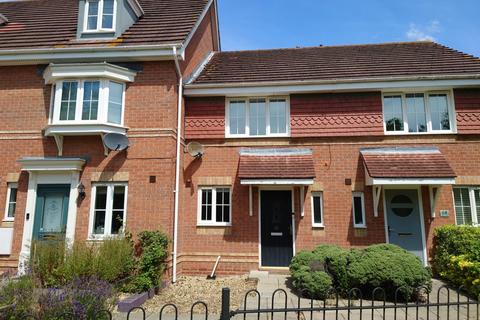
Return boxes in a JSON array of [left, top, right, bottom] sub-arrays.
[[103, 133, 130, 151], [186, 141, 204, 158]]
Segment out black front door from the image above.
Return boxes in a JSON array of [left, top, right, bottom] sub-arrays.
[[260, 190, 293, 267]]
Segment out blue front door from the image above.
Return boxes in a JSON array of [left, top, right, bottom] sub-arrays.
[[385, 189, 425, 264], [33, 184, 70, 241]]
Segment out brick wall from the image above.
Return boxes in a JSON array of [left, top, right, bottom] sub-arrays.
[[0, 62, 180, 270], [177, 134, 479, 275]]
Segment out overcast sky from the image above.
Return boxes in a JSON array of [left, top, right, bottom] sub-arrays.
[[217, 0, 480, 57]]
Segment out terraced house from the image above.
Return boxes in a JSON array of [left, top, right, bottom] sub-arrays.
[[1, 0, 480, 280]]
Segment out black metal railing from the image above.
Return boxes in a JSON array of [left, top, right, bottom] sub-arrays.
[[8, 285, 479, 319]]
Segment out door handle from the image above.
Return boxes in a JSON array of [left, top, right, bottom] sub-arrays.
[[388, 226, 394, 234]]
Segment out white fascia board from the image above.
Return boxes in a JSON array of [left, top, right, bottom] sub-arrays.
[[0, 44, 181, 66], [43, 62, 137, 84], [17, 157, 86, 172], [184, 76, 480, 96], [44, 124, 127, 136], [368, 177, 456, 186], [126, 0, 144, 17], [240, 179, 314, 185]]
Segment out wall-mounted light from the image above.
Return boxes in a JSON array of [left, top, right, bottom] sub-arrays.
[[77, 182, 86, 200]]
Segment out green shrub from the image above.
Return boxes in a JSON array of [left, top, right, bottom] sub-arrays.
[[313, 244, 350, 290], [291, 266, 332, 299], [432, 225, 480, 276], [0, 275, 35, 319], [124, 230, 169, 293], [31, 238, 135, 287], [346, 244, 431, 301], [433, 225, 480, 298]]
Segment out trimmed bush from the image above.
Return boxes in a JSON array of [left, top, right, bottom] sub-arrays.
[[290, 243, 431, 301], [346, 244, 431, 301], [433, 225, 480, 298], [432, 225, 480, 275]]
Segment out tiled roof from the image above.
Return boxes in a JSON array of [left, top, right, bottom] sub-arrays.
[[361, 147, 456, 178], [191, 42, 480, 85], [0, 0, 208, 50], [238, 149, 315, 179]]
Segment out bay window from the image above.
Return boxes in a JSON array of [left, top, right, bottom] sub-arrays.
[[226, 97, 289, 137], [52, 79, 125, 126], [383, 91, 455, 134]]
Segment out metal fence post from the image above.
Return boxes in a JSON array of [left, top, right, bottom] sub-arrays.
[[221, 287, 231, 320]]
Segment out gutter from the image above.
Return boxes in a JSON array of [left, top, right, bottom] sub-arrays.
[[172, 46, 183, 283]]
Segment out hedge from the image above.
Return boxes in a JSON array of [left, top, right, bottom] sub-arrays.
[[433, 225, 480, 298], [290, 243, 431, 301]]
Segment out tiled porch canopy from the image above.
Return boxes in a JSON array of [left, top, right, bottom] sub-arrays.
[[238, 148, 315, 185], [361, 147, 456, 218]]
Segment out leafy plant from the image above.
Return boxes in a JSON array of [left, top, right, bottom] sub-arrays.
[[124, 230, 169, 293], [0, 275, 35, 319]]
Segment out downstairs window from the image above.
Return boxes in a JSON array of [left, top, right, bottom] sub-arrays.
[[453, 187, 480, 226], [198, 187, 231, 226]]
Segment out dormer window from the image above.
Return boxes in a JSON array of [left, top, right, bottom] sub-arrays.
[[85, 0, 116, 32]]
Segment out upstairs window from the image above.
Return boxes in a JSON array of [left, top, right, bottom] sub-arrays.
[[85, 0, 116, 32], [226, 97, 289, 137], [383, 91, 455, 134], [52, 79, 125, 126]]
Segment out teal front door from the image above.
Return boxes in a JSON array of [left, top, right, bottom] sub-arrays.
[[385, 189, 425, 264], [33, 185, 70, 241]]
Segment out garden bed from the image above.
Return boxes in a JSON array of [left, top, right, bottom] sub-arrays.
[[140, 275, 257, 315]]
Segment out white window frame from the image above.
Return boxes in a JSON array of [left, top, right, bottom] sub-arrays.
[[3, 183, 17, 222], [453, 186, 480, 226], [352, 191, 366, 228], [84, 0, 117, 33], [88, 182, 128, 239], [311, 191, 324, 228], [51, 79, 126, 126], [197, 186, 232, 226], [225, 96, 290, 138], [382, 90, 456, 135]]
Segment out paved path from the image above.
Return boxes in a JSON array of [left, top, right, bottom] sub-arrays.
[[114, 274, 479, 320]]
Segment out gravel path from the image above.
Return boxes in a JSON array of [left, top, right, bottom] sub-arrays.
[[143, 275, 257, 315]]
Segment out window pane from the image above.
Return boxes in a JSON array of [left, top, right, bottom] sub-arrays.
[[229, 101, 246, 135], [270, 99, 287, 134], [107, 82, 123, 124], [384, 96, 404, 131], [60, 82, 78, 121], [406, 93, 426, 132], [215, 188, 230, 223], [353, 195, 364, 225], [474, 190, 480, 224], [87, 1, 99, 30], [201, 189, 212, 221], [103, 0, 114, 14], [102, 14, 113, 29], [7, 187, 17, 218], [249, 99, 266, 136], [111, 210, 124, 234], [113, 186, 125, 210], [95, 186, 108, 210], [93, 210, 106, 234], [312, 194, 322, 224], [453, 188, 473, 225], [429, 94, 450, 131], [82, 81, 100, 120]]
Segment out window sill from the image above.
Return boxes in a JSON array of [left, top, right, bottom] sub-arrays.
[[353, 225, 367, 229], [196, 222, 232, 227], [383, 131, 456, 136], [312, 224, 325, 229], [45, 123, 127, 136], [225, 134, 290, 139], [2, 218, 14, 223], [87, 234, 124, 241]]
